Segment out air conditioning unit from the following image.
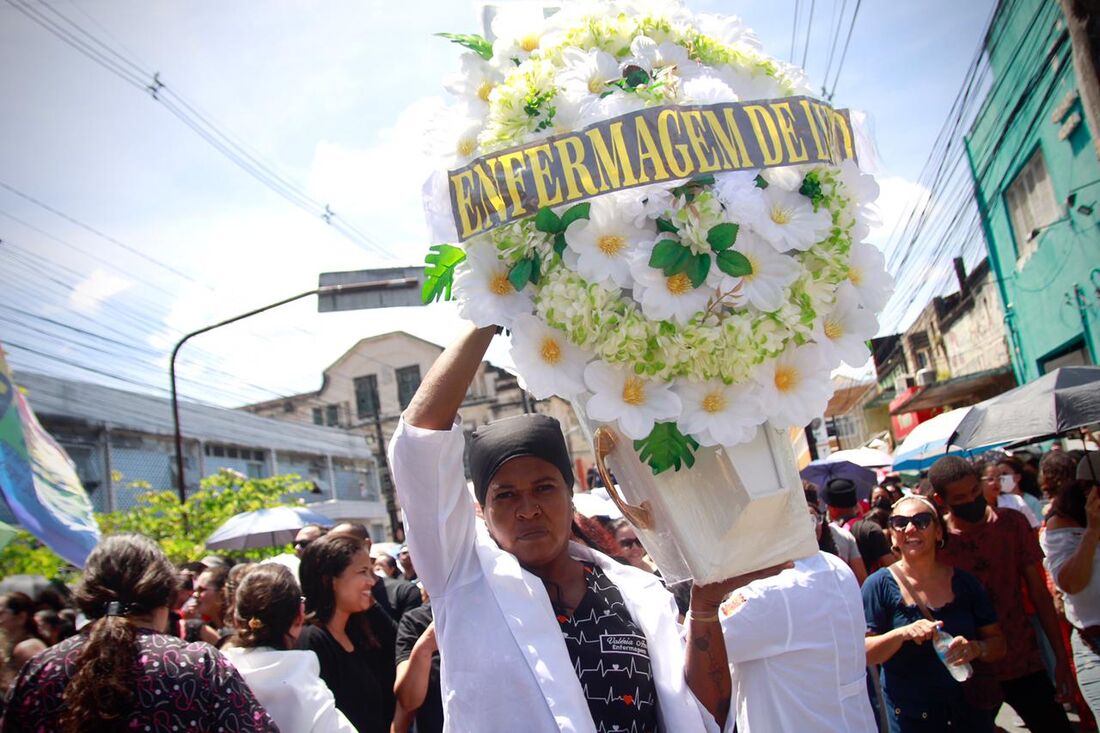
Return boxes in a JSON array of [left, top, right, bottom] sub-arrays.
[[894, 374, 916, 393], [916, 368, 937, 386]]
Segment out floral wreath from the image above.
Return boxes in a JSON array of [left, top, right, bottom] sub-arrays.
[[422, 0, 892, 473]]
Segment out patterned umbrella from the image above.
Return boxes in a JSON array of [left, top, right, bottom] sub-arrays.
[[205, 506, 334, 551], [799, 460, 878, 502]]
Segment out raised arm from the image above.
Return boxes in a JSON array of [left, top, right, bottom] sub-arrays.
[[404, 324, 496, 430]]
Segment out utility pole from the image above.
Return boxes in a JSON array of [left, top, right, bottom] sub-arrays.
[[1059, 0, 1100, 161], [371, 410, 401, 538]]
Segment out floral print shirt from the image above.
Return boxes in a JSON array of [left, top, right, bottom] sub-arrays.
[[1, 628, 279, 732]]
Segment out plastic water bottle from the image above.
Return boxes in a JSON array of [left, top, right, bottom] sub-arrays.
[[932, 629, 973, 682]]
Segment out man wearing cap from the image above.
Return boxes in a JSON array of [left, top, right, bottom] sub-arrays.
[[388, 324, 784, 733], [824, 479, 894, 577]]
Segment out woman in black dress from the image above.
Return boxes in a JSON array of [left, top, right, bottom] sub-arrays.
[[298, 533, 388, 733]]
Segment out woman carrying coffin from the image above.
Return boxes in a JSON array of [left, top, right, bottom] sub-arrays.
[[388, 324, 784, 733]]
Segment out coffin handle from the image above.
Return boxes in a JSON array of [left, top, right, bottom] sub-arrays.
[[593, 426, 654, 530]]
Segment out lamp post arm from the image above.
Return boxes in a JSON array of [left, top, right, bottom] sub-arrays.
[[170, 286, 338, 503]]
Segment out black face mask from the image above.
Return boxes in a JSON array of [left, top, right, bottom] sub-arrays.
[[873, 499, 893, 512], [950, 495, 987, 523]]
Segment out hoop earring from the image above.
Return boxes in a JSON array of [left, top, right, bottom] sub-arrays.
[[937, 538, 946, 549]]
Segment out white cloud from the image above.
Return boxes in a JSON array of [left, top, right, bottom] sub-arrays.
[[69, 269, 132, 313]]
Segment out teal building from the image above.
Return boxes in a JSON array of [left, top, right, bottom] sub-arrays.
[[966, 0, 1100, 382]]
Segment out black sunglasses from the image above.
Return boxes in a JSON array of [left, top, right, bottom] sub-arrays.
[[620, 538, 642, 548], [888, 512, 935, 531]]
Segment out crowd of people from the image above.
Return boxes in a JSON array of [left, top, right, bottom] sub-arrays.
[[0, 325, 1096, 732]]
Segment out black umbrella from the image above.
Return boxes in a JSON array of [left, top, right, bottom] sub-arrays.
[[949, 366, 1100, 450]]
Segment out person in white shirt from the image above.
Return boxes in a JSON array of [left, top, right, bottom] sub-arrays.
[[222, 564, 356, 733], [981, 460, 1041, 529], [719, 551, 878, 732], [388, 324, 785, 733]]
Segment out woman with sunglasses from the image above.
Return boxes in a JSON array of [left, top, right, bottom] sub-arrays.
[[862, 496, 1006, 732], [222, 563, 356, 732]]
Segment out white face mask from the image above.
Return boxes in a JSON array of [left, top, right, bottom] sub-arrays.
[[999, 474, 1016, 494]]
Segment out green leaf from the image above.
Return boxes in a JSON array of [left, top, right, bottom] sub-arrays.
[[754, 174, 769, 189], [716, 249, 753, 277], [799, 171, 825, 208], [633, 422, 700, 474], [706, 222, 739, 251], [508, 258, 534, 292], [687, 253, 711, 288], [529, 252, 541, 285], [434, 32, 493, 60], [421, 243, 467, 304], [623, 67, 650, 88], [553, 232, 567, 258], [648, 239, 686, 270], [559, 202, 591, 230], [535, 207, 563, 234], [656, 217, 678, 233]]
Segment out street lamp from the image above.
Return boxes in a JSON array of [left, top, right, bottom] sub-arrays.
[[170, 276, 418, 503]]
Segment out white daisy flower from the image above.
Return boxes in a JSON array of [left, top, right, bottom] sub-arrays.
[[452, 241, 533, 329], [681, 74, 739, 104], [836, 160, 881, 242], [674, 378, 764, 447], [629, 242, 714, 325], [508, 314, 590, 399], [583, 360, 682, 440], [812, 283, 878, 368], [718, 65, 784, 102], [558, 47, 622, 102], [564, 194, 650, 288], [713, 170, 766, 224], [714, 230, 800, 313], [751, 186, 833, 252], [847, 241, 894, 312], [627, 36, 700, 79], [696, 13, 762, 50], [443, 53, 503, 108], [754, 343, 834, 428], [490, 6, 547, 67]]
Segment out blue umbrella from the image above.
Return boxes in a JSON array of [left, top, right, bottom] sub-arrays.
[[799, 460, 878, 502], [205, 506, 334, 551]]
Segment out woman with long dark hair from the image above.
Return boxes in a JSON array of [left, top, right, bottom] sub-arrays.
[[0, 592, 45, 685], [297, 532, 387, 733], [0, 534, 276, 732], [1041, 463, 1100, 719], [223, 563, 356, 732]]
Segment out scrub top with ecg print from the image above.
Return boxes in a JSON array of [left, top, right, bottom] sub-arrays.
[[555, 563, 660, 733]]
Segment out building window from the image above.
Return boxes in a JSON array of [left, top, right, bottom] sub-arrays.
[[916, 351, 929, 369], [396, 365, 422, 409], [325, 404, 339, 427], [312, 407, 323, 425], [1005, 148, 1060, 261], [355, 374, 380, 419]]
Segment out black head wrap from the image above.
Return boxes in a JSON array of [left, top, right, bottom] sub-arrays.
[[469, 414, 574, 505], [823, 478, 858, 509]]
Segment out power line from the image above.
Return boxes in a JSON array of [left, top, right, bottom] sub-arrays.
[[4, 0, 395, 260], [790, 0, 801, 63], [800, 0, 816, 69], [825, 0, 861, 101], [820, 0, 847, 96]]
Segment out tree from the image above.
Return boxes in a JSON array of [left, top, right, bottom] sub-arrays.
[[0, 530, 74, 582], [97, 470, 313, 564]]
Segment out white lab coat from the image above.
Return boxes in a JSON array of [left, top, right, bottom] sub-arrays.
[[720, 551, 877, 733], [389, 417, 718, 733], [221, 646, 357, 733]]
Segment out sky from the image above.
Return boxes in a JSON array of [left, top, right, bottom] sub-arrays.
[[0, 0, 997, 408]]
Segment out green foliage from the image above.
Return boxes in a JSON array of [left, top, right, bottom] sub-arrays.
[[421, 244, 466, 304], [716, 249, 753, 277], [800, 172, 825, 208], [0, 530, 73, 581], [649, 239, 689, 274], [541, 203, 591, 258], [534, 207, 562, 234], [670, 175, 716, 200], [558, 202, 591, 230], [706, 223, 739, 251], [97, 471, 311, 565], [686, 253, 711, 288], [634, 422, 699, 474], [655, 217, 678, 234], [434, 32, 493, 60], [508, 257, 534, 291]]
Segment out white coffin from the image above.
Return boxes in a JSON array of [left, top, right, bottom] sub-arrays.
[[574, 397, 818, 585]]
